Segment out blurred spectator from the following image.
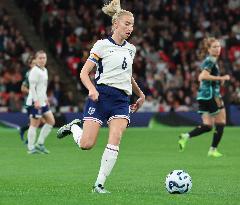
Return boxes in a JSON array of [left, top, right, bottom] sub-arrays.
[[61, 91, 76, 106], [0, 8, 33, 110], [8, 91, 22, 111], [4, 0, 240, 112], [48, 74, 64, 105]]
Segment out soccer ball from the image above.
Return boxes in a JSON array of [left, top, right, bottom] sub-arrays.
[[165, 170, 192, 194]]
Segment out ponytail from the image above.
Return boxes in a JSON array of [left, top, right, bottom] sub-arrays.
[[102, 0, 121, 17], [102, 0, 133, 25]]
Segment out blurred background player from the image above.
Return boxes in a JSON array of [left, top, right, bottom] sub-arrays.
[[57, 0, 145, 193], [19, 55, 45, 143], [178, 37, 230, 157], [26, 50, 55, 154]]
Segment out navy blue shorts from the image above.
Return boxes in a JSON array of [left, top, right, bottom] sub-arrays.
[[83, 85, 130, 125], [26, 105, 50, 119]]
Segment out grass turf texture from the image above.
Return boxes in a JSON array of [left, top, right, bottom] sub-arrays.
[[0, 127, 239, 205]]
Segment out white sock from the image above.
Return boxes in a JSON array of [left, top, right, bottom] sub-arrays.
[[27, 126, 37, 150], [71, 124, 83, 147], [37, 124, 53, 145], [95, 144, 119, 187]]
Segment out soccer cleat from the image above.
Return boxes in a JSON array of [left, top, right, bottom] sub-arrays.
[[92, 184, 110, 194], [35, 144, 50, 154], [178, 133, 189, 151], [27, 148, 40, 154], [57, 119, 81, 139], [208, 149, 223, 157]]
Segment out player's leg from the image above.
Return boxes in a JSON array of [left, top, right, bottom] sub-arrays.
[[19, 124, 29, 142], [179, 114, 213, 151], [93, 118, 128, 193], [178, 99, 213, 151], [27, 117, 41, 154], [57, 96, 103, 149], [208, 107, 226, 157], [40, 117, 46, 124], [92, 85, 130, 193], [22, 118, 45, 145], [79, 120, 101, 149], [185, 114, 213, 138], [35, 109, 55, 154], [57, 118, 101, 149]]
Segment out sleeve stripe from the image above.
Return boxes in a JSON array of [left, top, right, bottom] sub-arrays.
[[87, 58, 98, 64], [90, 53, 100, 60]]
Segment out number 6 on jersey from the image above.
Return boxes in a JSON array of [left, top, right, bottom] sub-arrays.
[[122, 57, 127, 70]]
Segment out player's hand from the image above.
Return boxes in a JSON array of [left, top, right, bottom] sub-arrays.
[[34, 101, 40, 109], [222, 75, 230, 81], [220, 75, 230, 85], [89, 88, 99, 101], [130, 93, 145, 113], [45, 99, 50, 106]]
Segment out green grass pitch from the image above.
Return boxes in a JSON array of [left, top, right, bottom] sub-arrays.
[[0, 127, 239, 205]]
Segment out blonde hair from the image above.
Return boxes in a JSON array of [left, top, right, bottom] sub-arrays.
[[102, 0, 133, 25], [198, 37, 219, 60]]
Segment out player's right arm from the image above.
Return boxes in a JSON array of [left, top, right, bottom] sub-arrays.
[[80, 60, 99, 101], [21, 84, 29, 94], [80, 40, 104, 101]]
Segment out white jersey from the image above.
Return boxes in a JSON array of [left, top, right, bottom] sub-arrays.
[[26, 65, 48, 106], [88, 37, 136, 95]]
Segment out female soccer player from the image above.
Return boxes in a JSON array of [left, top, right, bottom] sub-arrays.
[[178, 37, 230, 157], [26, 50, 55, 154], [19, 55, 46, 143], [57, 0, 145, 193], [19, 55, 36, 142]]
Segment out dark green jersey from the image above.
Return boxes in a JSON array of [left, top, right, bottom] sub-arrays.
[[22, 71, 30, 89], [197, 56, 221, 100]]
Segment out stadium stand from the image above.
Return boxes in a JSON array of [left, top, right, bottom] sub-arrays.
[[1, 0, 240, 113]]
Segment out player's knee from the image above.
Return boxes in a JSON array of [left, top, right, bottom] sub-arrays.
[[216, 119, 226, 124], [50, 119, 55, 126], [80, 141, 95, 150], [45, 118, 55, 126], [109, 132, 122, 145], [202, 124, 212, 132]]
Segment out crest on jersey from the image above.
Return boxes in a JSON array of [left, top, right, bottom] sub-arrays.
[[88, 107, 96, 115]]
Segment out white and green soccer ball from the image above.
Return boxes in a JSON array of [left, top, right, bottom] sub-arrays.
[[165, 170, 192, 194]]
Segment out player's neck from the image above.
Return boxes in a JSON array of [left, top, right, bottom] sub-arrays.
[[36, 64, 45, 70], [111, 34, 125, 45], [209, 54, 218, 60]]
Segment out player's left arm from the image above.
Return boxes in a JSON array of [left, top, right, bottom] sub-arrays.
[[198, 70, 230, 82], [45, 70, 49, 106], [21, 83, 29, 94], [131, 77, 145, 112]]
